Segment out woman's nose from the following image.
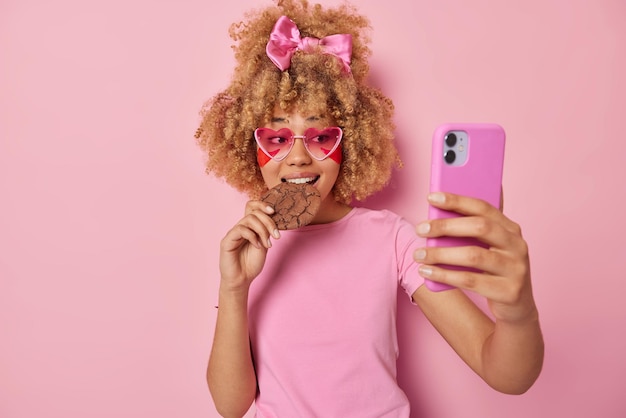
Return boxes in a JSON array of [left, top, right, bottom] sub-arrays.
[[285, 137, 311, 165]]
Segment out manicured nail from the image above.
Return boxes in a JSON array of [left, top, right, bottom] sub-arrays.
[[266, 206, 275, 214], [273, 229, 280, 239], [428, 192, 445, 204], [267, 238, 272, 248], [417, 222, 431, 235], [414, 249, 426, 261], [419, 266, 433, 277]]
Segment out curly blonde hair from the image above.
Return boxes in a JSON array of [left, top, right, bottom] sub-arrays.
[[195, 0, 401, 204]]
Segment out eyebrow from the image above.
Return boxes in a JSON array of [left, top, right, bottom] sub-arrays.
[[270, 115, 324, 123]]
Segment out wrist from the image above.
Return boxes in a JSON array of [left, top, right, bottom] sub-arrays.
[[495, 305, 540, 328], [218, 281, 250, 303]]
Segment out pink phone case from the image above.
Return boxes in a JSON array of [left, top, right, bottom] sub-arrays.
[[425, 123, 506, 291]]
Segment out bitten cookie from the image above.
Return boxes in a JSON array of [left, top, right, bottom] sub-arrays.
[[260, 182, 321, 230]]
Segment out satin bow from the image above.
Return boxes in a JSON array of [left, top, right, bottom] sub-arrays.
[[266, 16, 352, 72]]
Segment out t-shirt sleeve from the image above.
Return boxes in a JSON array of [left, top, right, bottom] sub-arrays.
[[395, 217, 426, 303]]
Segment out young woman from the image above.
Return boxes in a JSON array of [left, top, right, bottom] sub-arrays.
[[195, 1, 544, 416]]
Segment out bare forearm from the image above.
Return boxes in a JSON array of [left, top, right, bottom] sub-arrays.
[[207, 287, 257, 417], [481, 311, 544, 394]]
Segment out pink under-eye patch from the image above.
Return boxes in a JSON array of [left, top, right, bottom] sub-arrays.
[[257, 144, 282, 167], [257, 148, 272, 167], [328, 145, 342, 164]]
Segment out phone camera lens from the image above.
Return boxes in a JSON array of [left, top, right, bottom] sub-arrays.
[[444, 150, 456, 164], [445, 133, 457, 147]]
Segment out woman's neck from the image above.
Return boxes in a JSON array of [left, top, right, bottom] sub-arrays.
[[311, 198, 352, 225]]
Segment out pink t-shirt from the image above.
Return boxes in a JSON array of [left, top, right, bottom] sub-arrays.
[[248, 207, 425, 417]]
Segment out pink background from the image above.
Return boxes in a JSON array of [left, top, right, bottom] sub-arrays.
[[2, 0, 625, 417]]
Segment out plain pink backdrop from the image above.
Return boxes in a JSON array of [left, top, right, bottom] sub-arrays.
[[2, 0, 625, 417]]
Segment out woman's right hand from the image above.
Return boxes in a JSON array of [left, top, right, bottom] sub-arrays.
[[219, 200, 280, 291]]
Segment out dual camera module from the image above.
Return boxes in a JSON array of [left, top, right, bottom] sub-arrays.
[[443, 131, 468, 166]]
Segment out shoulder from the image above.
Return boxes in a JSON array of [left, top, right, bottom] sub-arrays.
[[348, 207, 413, 230], [295, 207, 418, 245], [349, 207, 404, 223], [340, 208, 419, 248]]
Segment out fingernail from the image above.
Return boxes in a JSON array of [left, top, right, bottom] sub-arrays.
[[414, 249, 426, 261], [267, 238, 272, 248], [419, 266, 433, 277], [417, 222, 431, 235], [266, 206, 275, 214], [428, 192, 445, 204], [273, 229, 280, 239]]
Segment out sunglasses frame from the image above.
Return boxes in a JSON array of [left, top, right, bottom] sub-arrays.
[[254, 126, 343, 162]]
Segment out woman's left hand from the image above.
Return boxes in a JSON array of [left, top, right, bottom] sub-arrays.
[[414, 191, 537, 323]]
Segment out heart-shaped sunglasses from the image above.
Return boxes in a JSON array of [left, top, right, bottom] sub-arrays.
[[254, 127, 343, 161]]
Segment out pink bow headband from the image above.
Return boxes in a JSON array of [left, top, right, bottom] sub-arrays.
[[266, 16, 352, 73]]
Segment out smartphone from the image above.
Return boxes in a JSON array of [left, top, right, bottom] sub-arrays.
[[424, 123, 506, 292]]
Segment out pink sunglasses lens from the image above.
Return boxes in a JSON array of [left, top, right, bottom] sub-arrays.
[[255, 128, 293, 160], [304, 127, 342, 159]]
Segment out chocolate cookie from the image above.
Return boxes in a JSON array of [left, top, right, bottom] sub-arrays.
[[260, 182, 321, 230]]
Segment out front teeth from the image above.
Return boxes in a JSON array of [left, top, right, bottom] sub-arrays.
[[286, 177, 315, 184]]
